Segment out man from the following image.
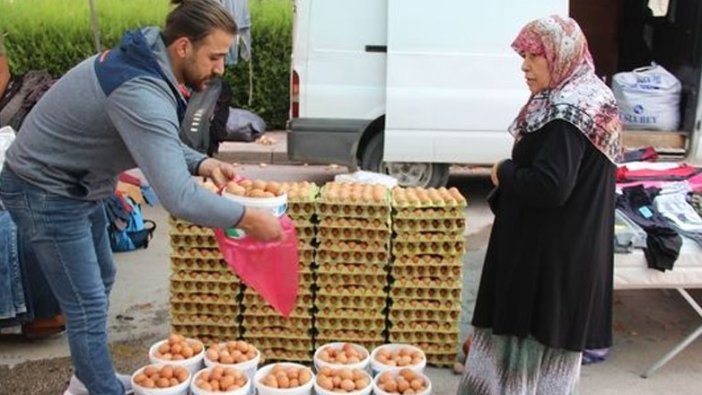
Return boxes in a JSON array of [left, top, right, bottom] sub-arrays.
[[0, 1, 282, 394]]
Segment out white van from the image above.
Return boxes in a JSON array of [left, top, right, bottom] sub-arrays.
[[287, 0, 702, 187]]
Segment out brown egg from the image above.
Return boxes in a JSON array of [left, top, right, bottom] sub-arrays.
[[225, 182, 246, 196], [251, 180, 267, 190], [247, 188, 267, 198]]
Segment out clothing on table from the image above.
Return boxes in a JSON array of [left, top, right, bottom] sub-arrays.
[[653, 192, 702, 247], [458, 328, 581, 395], [616, 185, 682, 271], [473, 120, 616, 352]]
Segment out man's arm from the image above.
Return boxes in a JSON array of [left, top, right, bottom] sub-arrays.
[[0, 47, 10, 99]]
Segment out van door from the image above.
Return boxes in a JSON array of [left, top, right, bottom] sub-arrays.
[[383, 0, 567, 164]]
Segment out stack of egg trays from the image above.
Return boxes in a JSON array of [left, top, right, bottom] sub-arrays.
[[314, 183, 391, 351], [240, 286, 315, 363], [169, 216, 242, 344], [388, 187, 467, 367], [238, 181, 318, 363]]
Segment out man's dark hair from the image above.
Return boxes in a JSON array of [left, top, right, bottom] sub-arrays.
[[163, 0, 238, 46]]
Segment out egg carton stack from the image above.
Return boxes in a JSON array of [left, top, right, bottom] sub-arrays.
[[388, 187, 467, 367], [240, 181, 319, 363], [169, 217, 241, 344], [314, 182, 391, 351]]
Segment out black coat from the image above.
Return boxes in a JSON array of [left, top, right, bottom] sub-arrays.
[[472, 119, 615, 351]]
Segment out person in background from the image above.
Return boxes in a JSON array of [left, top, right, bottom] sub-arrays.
[[0, 35, 9, 99], [0, 1, 282, 394], [458, 15, 622, 394]]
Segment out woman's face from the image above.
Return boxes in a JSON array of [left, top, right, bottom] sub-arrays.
[[521, 52, 550, 94]]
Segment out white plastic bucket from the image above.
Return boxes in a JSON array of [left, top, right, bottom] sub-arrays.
[[313, 342, 370, 372], [189, 367, 251, 395], [222, 192, 287, 217], [369, 344, 426, 376], [313, 369, 372, 395], [203, 344, 261, 386], [148, 339, 205, 375], [253, 363, 314, 395], [372, 370, 432, 395], [131, 365, 191, 395]]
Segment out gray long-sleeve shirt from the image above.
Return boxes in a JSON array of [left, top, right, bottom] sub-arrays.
[[5, 27, 245, 229]]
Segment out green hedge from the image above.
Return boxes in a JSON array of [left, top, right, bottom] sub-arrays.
[[0, 0, 292, 129]]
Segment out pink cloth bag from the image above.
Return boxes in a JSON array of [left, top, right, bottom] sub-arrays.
[[213, 215, 299, 317]]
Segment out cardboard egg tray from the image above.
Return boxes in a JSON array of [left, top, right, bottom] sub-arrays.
[[297, 237, 316, 250], [391, 240, 465, 256], [414, 341, 458, 354], [245, 338, 313, 352], [391, 187, 467, 207], [169, 223, 214, 236], [389, 287, 461, 300], [315, 317, 385, 331], [258, 348, 313, 363], [242, 326, 310, 339], [389, 276, 462, 290], [316, 306, 386, 320], [171, 302, 238, 316], [315, 249, 389, 265], [316, 203, 391, 219], [317, 283, 387, 297], [388, 297, 461, 312], [316, 330, 385, 344], [392, 254, 463, 268], [318, 182, 390, 204], [390, 264, 462, 278], [316, 262, 387, 276], [170, 257, 231, 273], [171, 313, 238, 327], [314, 294, 387, 310], [171, 324, 239, 340], [318, 239, 389, 253], [389, 330, 460, 344], [393, 207, 464, 219], [288, 202, 316, 217], [170, 292, 239, 306], [426, 353, 458, 368], [170, 279, 241, 295], [319, 217, 391, 231], [388, 309, 460, 323], [242, 291, 313, 317], [170, 235, 219, 249], [393, 217, 466, 233], [392, 232, 464, 243], [316, 272, 387, 288], [243, 304, 312, 319], [388, 320, 459, 334], [242, 315, 312, 330], [283, 181, 319, 201], [170, 270, 240, 284], [317, 227, 390, 242], [171, 247, 223, 260]]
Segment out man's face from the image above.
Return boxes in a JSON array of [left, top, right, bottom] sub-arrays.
[[183, 29, 233, 91]]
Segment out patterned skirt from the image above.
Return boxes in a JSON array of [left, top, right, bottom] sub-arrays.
[[457, 328, 582, 395]]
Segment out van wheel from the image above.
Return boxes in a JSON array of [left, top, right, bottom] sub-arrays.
[[360, 133, 450, 188]]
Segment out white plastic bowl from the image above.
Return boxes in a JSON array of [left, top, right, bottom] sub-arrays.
[[148, 338, 205, 374], [313, 369, 372, 395], [189, 366, 251, 395], [203, 343, 261, 385], [369, 344, 426, 376], [253, 363, 315, 395], [222, 192, 287, 217], [131, 365, 191, 395], [372, 369, 432, 395], [313, 342, 370, 372]]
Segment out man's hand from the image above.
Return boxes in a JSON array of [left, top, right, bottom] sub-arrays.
[[198, 158, 237, 188], [236, 208, 284, 241]]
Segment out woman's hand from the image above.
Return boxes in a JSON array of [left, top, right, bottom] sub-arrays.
[[490, 160, 504, 187], [236, 208, 284, 241], [198, 158, 238, 188]]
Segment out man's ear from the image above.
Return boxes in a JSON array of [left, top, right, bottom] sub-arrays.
[[171, 37, 192, 59]]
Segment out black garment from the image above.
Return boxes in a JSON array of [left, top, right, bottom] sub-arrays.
[[616, 186, 682, 271], [472, 120, 615, 352]]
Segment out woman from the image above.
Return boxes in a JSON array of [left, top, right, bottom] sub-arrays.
[[459, 15, 622, 394]]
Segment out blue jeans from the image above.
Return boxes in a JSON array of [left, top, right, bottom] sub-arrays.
[[0, 167, 124, 394], [0, 208, 27, 319]]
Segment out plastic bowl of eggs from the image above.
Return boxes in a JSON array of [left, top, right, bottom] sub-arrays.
[[190, 365, 250, 395], [253, 363, 314, 395], [372, 369, 432, 395], [313, 342, 370, 372], [222, 179, 288, 218], [314, 366, 372, 395], [204, 341, 260, 384], [148, 334, 205, 374], [370, 344, 426, 376], [131, 364, 191, 395]]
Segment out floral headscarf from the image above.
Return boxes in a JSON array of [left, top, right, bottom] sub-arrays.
[[509, 15, 623, 163]]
